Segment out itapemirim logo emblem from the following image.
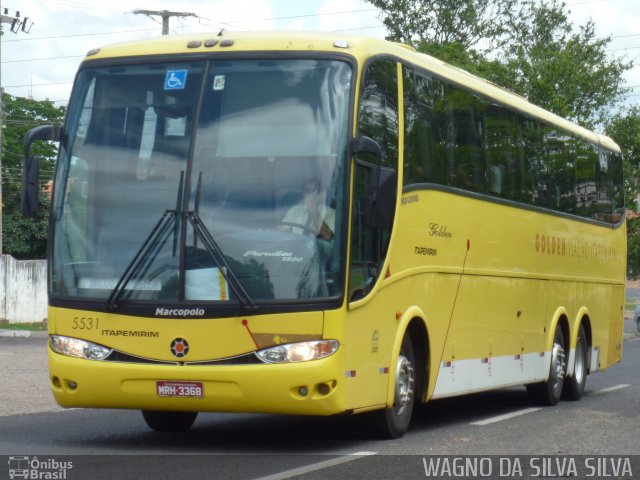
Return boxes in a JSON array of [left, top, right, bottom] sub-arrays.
[[170, 338, 189, 358], [8, 456, 73, 479]]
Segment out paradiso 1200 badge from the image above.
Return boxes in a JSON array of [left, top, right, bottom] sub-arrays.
[[170, 338, 190, 358]]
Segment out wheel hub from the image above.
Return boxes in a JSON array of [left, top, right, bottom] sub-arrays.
[[394, 354, 415, 415], [551, 341, 566, 390], [574, 337, 585, 384]]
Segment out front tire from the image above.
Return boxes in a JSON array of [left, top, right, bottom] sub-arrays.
[[141, 410, 198, 432], [372, 333, 416, 439], [563, 324, 588, 400], [527, 325, 566, 406]]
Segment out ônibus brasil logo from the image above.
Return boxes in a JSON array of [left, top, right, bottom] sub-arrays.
[[8, 456, 73, 479]]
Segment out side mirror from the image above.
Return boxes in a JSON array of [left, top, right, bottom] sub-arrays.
[[365, 165, 397, 229], [21, 125, 61, 216], [352, 135, 397, 229], [21, 155, 41, 216]]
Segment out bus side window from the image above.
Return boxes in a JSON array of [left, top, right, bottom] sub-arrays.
[[402, 66, 447, 187], [349, 59, 399, 301], [445, 87, 485, 192]]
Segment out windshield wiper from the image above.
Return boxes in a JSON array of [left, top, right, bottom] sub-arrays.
[[188, 213, 257, 311], [105, 172, 186, 310], [188, 171, 256, 310], [105, 210, 177, 309], [106, 172, 256, 310]]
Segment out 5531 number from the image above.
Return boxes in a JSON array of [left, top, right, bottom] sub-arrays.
[[72, 317, 99, 330]]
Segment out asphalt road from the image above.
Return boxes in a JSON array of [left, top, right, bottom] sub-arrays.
[[1, 333, 639, 480]]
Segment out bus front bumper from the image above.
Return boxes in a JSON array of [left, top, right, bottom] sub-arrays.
[[48, 348, 345, 416]]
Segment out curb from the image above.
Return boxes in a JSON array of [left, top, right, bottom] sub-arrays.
[[0, 329, 48, 339]]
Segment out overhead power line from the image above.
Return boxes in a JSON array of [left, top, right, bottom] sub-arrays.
[[2, 8, 381, 42], [1, 27, 158, 42], [1, 54, 84, 64], [2, 81, 73, 88]]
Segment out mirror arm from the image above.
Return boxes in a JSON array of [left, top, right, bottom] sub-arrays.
[[23, 125, 62, 158], [351, 135, 382, 159]]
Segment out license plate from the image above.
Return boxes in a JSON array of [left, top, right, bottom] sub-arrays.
[[156, 381, 204, 398]]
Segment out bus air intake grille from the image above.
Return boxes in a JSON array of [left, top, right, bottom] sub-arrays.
[[105, 350, 262, 365]]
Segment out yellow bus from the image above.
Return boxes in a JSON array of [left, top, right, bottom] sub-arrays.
[[23, 32, 625, 438]]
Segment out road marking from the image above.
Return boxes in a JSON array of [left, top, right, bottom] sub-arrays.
[[252, 451, 376, 480], [590, 384, 630, 395], [471, 407, 542, 426]]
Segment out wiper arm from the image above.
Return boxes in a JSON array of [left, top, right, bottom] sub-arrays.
[[105, 209, 176, 310], [106, 172, 185, 310], [188, 211, 257, 310], [105, 171, 256, 310]]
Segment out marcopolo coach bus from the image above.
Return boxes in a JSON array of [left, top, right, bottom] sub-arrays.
[[22, 31, 625, 438]]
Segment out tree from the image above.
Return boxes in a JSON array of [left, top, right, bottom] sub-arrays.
[[367, 0, 632, 129], [368, 0, 516, 52], [606, 106, 640, 210], [503, 0, 632, 128], [606, 107, 640, 278], [1, 92, 65, 259]]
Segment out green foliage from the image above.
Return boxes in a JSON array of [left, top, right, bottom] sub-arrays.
[[2, 92, 65, 259], [627, 218, 640, 278], [606, 106, 640, 210], [369, 0, 632, 129], [369, 0, 516, 51], [2, 193, 50, 259], [504, 0, 632, 128], [605, 107, 640, 277]]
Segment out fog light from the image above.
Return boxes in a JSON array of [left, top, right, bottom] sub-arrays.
[[299, 386, 308, 397], [317, 383, 331, 395]]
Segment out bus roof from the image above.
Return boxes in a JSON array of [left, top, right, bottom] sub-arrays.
[[83, 31, 620, 154]]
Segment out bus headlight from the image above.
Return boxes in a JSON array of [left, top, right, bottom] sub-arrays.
[[256, 340, 339, 363], [50, 335, 112, 360]]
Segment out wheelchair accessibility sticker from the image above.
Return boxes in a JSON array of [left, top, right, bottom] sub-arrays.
[[164, 70, 188, 90]]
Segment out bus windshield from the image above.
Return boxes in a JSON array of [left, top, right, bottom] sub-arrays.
[[51, 58, 352, 306]]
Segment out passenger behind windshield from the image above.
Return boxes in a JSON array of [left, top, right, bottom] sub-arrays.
[[281, 178, 335, 240]]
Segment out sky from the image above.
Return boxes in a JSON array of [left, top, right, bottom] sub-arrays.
[[2, 0, 640, 113]]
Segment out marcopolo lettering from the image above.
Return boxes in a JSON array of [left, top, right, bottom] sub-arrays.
[[155, 308, 206, 317]]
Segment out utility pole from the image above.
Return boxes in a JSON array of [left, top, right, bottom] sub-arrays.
[[132, 10, 197, 36], [0, 9, 33, 255]]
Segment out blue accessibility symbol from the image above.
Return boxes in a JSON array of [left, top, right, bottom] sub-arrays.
[[164, 70, 188, 90]]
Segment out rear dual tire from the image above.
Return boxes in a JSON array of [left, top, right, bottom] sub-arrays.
[[563, 324, 588, 401], [527, 323, 588, 405]]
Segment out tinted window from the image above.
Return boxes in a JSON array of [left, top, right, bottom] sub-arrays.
[[401, 65, 623, 224]]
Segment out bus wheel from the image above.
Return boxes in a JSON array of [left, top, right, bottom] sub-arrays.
[[373, 333, 416, 439], [563, 324, 588, 400], [527, 325, 566, 406], [141, 410, 197, 432]]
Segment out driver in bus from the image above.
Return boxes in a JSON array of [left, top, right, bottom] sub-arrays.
[[281, 178, 335, 241]]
